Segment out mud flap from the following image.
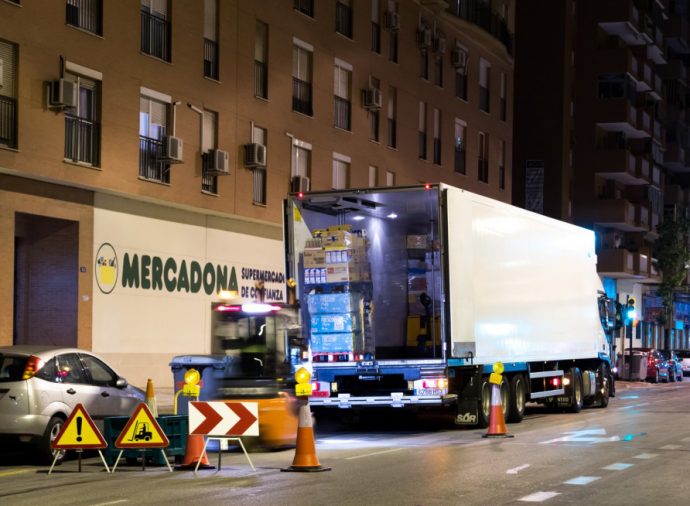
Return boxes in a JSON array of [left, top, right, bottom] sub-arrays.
[[455, 398, 479, 425]]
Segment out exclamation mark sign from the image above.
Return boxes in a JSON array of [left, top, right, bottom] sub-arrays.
[[76, 416, 83, 442]]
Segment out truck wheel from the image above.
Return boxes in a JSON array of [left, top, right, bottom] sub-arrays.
[[476, 379, 491, 428], [595, 364, 609, 408], [507, 374, 526, 423], [37, 416, 66, 465], [569, 368, 583, 413]]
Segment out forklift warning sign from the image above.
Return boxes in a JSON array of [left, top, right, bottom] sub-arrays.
[[114, 403, 169, 449]]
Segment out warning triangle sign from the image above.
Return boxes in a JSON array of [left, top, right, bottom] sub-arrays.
[[52, 404, 107, 450], [114, 403, 169, 449]]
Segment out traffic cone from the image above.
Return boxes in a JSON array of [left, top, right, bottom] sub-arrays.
[[482, 383, 514, 438], [281, 400, 331, 472], [175, 432, 214, 470], [145, 379, 158, 418]]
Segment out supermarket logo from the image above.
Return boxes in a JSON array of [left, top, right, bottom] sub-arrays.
[[95, 243, 118, 294]]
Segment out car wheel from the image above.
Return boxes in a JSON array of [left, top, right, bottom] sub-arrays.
[[507, 374, 526, 423], [669, 370, 676, 383], [37, 416, 66, 466], [652, 368, 659, 384]]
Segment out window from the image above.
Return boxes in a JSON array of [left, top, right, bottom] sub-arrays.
[[369, 76, 380, 142], [79, 354, 117, 386], [598, 73, 635, 99], [334, 60, 351, 130], [64, 69, 101, 167], [369, 165, 378, 187], [387, 1, 399, 63], [139, 90, 171, 183], [386, 170, 395, 186], [0, 40, 18, 149], [500, 72, 507, 121], [371, 0, 381, 53], [201, 109, 218, 194], [455, 67, 468, 101], [252, 125, 267, 205], [454, 119, 466, 174], [387, 86, 397, 148], [255, 21, 268, 98], [433, 108, 441, 165], [294, 0, 313, 17], [336, 0, 353, 39], [66, 0, 103, 35], [420, 49, 429, 80], [479, 58, 490, 113], [333, 154, 350, 189], [292, 41, 313, 116], [499, 139, 506, 190], [418, 101, 427, 160], [55, 354, 86, 384], [203, 0, 219, 80], [478, 131, 489, 183], [141, 0, 170, 62], [292, 140, 311, 179], [434, 56, 443, 87]]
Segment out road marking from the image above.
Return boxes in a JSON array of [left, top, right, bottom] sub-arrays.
[[682, 437, 690, 442], [540, 428, 620, 445], [617, 402, 649, 410], [564, 476, 600, 485], [660, 444, 681, 450], [633, 453, 658, 459], [91, 501, 128, 506], [602, 463, 633, 471], [0, 469, 31, 478], [345, 448, 405, 460], [518, 491, 560, 502], [619, 395, 639, 399], [506, 464, 530, 474]]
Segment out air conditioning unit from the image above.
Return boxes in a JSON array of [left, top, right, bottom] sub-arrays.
[[205, 149, 230, 175], [362, 87, 382, 110], [243, 143, 267, 168], [163, 136, 183, 163], [451, 45, 468, 69], [291, 175, 310, 193], [385, 11, 400, 30], [417, 28, 432, 48], [434, 36, 447, 55], [48, 78, 77, 109]]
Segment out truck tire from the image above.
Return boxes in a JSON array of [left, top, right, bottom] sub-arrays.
[[569, 367, 583, 413], [507, 374, 526, 423], [476, 379, 492, 428], [595, 364, 609, 408]]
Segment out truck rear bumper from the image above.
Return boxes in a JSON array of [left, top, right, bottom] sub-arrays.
[[309, 393, 456, 408]]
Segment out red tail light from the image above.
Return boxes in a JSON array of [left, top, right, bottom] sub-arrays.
[[22, 355, 44, 380], [550, 377, 561, 387], [647, 355, 655, 366]]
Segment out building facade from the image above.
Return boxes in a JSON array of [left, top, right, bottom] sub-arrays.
[[0, 0, 514, 386]]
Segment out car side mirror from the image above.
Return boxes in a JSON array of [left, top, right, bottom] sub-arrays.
[[115, 378, 128, 389]]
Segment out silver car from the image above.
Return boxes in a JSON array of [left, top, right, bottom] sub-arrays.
[[0, 346, 144, 465]]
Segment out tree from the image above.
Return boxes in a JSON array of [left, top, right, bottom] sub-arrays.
[[654, 216, 690, 347]]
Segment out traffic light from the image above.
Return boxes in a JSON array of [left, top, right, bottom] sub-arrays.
[[625, 298, 637, 322]]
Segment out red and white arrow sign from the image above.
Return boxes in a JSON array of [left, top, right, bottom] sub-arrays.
[[189, 401, 259, 437]]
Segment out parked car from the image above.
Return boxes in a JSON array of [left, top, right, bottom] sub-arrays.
[[676, 350, 690, 377], [0, 346, 144, 465], [659, 350, 683, 382], [638, 348, 670, 383]]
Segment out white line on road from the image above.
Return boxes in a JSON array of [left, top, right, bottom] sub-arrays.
[[660, 444, 682, 450], [345, 448, 405, 460], [506, 464, 530, 474], [682, 437, 690, 442], [633, 453, 659, 459], [91, 501, 128, 506], [617, 402, 649, 410], [518, 491, 560, 502], [602, 463, 634, 471], [564, 476, 600, 485]]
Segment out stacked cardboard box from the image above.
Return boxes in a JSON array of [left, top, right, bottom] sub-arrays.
[[302, 226, 370, 284], [307, 292, 365, 355]]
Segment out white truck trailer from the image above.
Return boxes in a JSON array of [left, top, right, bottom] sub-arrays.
[[284, 184, 613, 426]]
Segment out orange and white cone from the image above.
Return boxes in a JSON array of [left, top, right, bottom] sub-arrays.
[[482, 383, 514, 438], [145, 379, 158, 418], [281, 399, 331, 472]]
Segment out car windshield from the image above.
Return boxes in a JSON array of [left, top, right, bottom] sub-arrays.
[[0, 354, 28, 382]]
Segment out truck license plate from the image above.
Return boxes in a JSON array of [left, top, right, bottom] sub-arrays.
[[416, 388, 444, 397]]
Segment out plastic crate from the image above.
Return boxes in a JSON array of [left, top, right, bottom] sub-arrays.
[[103, 415, 188, 466]]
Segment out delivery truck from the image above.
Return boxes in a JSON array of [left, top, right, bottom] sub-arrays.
[[283, 184, 614, 427]]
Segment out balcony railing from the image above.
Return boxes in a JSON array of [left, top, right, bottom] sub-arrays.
[[65, 115, 100, 166], [139, 135, 170, 183], [141, 9, 170, 61], [201, 153, 218, 194], [446, 0, 513, 55], [454, 146, 466, 174], [0, 95, 17, 149], [255, 61, 268, 98], [66, 0, 102, 35], [204, 38, 219, 80], [292, 77, 313, 116], [294, 0, 314, 17], [334, 96, 351, 130]]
